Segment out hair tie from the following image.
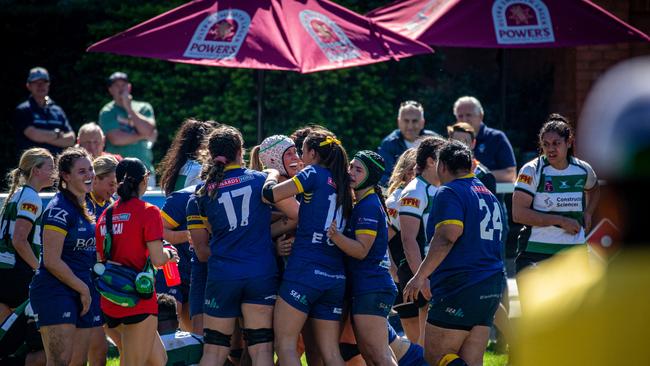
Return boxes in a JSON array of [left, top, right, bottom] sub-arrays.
[[214, 156, 228, 165], [319, 136, 341, 147]]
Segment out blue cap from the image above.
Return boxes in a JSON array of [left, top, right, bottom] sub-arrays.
[[27, 67, 49, 83]]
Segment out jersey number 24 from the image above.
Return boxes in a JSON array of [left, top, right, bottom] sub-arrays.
[[478, 197, 502, 241]]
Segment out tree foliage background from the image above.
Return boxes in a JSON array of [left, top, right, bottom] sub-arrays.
[[0, 0, 553, 186]]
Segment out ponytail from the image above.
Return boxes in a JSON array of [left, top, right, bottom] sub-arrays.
[[304, 129, 353, 220], [248, 145, 263, 171], [1, 168, 23, 215], [197, 125, 243, 200], [198, 161, 226, 199], [116, 176, 141, 202]]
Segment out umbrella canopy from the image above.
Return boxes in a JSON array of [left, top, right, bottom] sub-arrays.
[[88, 0, 432, 73], [367, 0, 650, 48]]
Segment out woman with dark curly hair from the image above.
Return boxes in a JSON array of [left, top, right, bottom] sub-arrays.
[[158, 118, 216, 196]]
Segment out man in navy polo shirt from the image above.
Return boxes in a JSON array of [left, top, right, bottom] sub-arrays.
[[378, 100, 440, 185], [14, 67, 75, 156], [453, 96, 516, 183]]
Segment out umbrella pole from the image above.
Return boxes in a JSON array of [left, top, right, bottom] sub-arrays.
[[257, 69, 265, 144], [499, 49, 507, 130]]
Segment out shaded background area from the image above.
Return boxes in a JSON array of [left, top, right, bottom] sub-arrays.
[[1, 0, 648, 182]]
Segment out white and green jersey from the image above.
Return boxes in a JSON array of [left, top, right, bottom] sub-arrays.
[[515, 156, 597, 254], [0, 186, 43, 270], [398, 176, 437, 258], [385, 186, 404, 232], [161, 330, 203, 366], [173, 159, 202, 192]]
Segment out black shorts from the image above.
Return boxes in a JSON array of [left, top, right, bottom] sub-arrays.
[[104, 313, 155, 328], [395, 263, 429, 319], [427, 272, 505, 331], [0, 268, 33, 308]]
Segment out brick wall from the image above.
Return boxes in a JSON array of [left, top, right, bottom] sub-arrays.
[[572, 0, 649, 115]]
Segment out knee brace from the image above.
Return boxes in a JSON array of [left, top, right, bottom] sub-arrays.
[[204, 328, 232, 347], [242, 328, 274, 346], [438, 353, 469, 366]]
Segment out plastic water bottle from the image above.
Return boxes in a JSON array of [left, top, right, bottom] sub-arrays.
[[161, 261, 181, 287]]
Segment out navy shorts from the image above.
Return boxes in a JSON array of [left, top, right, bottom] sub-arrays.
[[203, 274, 278, 318], [155, 270, 190, 304], [30, 291, 103, 329], [427, 272, 505, 331], [351, 290, 396, 317], [278, 277, 345, 321], [189, 261, 208, 317]]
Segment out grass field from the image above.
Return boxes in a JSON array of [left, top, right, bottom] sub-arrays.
[[107, 351, 508, 365]]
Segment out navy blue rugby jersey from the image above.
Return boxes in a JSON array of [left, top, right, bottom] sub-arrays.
[[426, 175, 504, 298], [31, 192, 96, 294], [289, 164, 346, 272], [196, 165, 276, 280], [344, 189, 396, 295]]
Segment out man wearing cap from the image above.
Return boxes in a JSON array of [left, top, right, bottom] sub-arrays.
[[99, 71, 157, 187], [14, 67, 75, 155]]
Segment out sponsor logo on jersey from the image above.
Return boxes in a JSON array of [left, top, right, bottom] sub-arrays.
[[20, 202, 38, 214], [74, 237, 96, 251], [386, 207, 398, 218], [357, 217, 378, 225], [544, 177, 554, 192], [216, 174, 254, 189], [301, 166, 317, 178], [471, 185, 492, 195], [559, 180, 569, 189], [400, 197, 420, 208], [47, 207, 69, 224], [62, 312, 71, 318], [327, 176, 337, 189], [204, 298, 220, 309], [332, 307, 342, 314], [574, 178, 585, 189], [99, 223, 124, 236], [517, 173, 532, 185]]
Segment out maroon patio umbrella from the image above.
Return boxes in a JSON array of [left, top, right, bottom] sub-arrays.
[[367, 0, 650, 48], [88, 0, 432, 141]]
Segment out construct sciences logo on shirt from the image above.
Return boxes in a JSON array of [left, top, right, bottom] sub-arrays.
[[299, 10, 361, 63], [184, 9, 251, 59], [492, 0, 555, 45]]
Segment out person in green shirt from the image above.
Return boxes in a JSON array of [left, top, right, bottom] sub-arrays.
[[99, 72, 157, 187], [157, 294, 203, 366]]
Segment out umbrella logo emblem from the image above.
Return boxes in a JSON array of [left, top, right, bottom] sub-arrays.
[[184, 9, 250, 60], [207, 20, 238, 42], [299, 10, 360, 63], [492, 0, 555, 45], [403, 0, 453, 35]]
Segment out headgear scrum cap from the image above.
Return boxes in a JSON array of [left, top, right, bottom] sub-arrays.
[[259, 135, 295, 176], [353, 150, 385, 190]]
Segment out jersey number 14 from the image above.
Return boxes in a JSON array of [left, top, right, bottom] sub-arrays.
[[478, 198, 502, 241]]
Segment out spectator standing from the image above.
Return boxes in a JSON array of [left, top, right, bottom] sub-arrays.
[[453, 96, 516, 182], [99, 72, 157, 187], [77, 122, 122, 161], [378, 101, 440, 186], [14, 67, 75, 156]]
